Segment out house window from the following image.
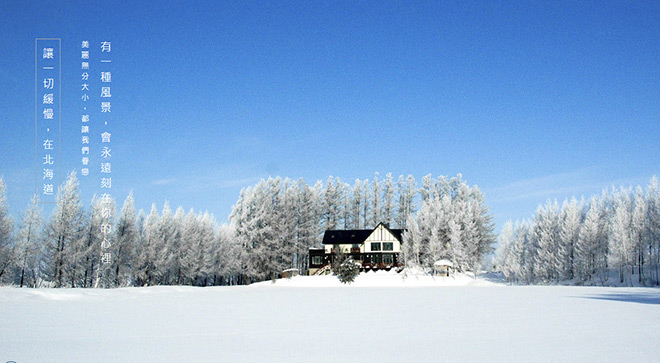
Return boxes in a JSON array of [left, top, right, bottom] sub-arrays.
[[312, 256, 322, 265], [371, 242, 381, 251], [383, 242, 393, 251], [383, 254, 393, 264], [372, 254, 382, 264]]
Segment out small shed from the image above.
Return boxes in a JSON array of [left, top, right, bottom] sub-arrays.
[[433, 259, 454, 277], [282, 268, 299, 279]]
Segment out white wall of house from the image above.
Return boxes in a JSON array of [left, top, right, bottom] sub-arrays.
[[363, 224, 401, 253], [324, 244, 356, 254]]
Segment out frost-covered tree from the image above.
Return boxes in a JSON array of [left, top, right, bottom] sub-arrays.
[[401, 213, 422, 267], [395, 175, 407, 229], [0, 177, 15, 284], [278, 179, 298, 269], [166, 206, 186, 285], [42, 171, 84, 287], [351, 179, 364, 229], [446, 210, 463, 269], [516, 221, 535, 283], [371, 173, 381, 227], [334, 257, 360, 284], [230, 178, 291, 282], [631, 186, 648, 283], [295, 179, 319, 272], [608, 188, 634, 285], [250, 179, 280, 280], [427, 197, 450, 267], [395, 175, 417, 229], [465, 185, 495, 273], [113, 192, 137, 286], [323, 176, 341, 230], [214, 223, 241, 285], [194, 211, 218, 285], [14, 195, 42, 287], [436, 175, 451, 200], [558, 197, 582, 280], [132, 209, 146, 285], [494, 221, 517, 283], [361, 178, 370, 229], [93, 195, 117, 288], [135, 203, 160, 286], [381, 172, 394, 226], [148, 201, 179, 285], [74, 195, 113, 288], [420, 174, 433, 203], [340, 181, 352, 229], [647, 177, 660, 285], [574, 197, 607, 283], [532, 201, 561, 283], [177, 209, 198, 285], [228, 187, 250, 283]]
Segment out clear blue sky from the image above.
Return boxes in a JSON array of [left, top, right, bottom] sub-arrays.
[[1, 1, 659, 232]]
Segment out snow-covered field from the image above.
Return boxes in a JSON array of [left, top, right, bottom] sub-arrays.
[[2, 272, 660, 362]]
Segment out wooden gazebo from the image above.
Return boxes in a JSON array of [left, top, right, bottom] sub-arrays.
[[433, 259, 454, 277]]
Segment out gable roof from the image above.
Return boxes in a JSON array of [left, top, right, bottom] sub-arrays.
[[322, 222, 404, 245]]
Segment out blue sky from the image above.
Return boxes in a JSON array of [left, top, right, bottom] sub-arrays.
[[1, 1, 659, 231]]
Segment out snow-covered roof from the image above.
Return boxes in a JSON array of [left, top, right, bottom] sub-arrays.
[[322, 222, 404, 245], [434, 259, 453, 267]]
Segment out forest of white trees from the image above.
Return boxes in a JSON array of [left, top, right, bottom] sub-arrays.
[[0, 172, 236, 288], [494, 177, 660, 286], [230, 173, 495, 282], [401, 180, 494, 274], [0, 171, 495, 287], [3, 170, 658, 288]]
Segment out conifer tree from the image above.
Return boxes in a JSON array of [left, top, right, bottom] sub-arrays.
[[0, 177, 15, 284], [42, 171, 84, 287], [382, 172, 394, 226], [14, 195, 42, 287], [113, 192, 137, 286], [371, 173, 381, 226]]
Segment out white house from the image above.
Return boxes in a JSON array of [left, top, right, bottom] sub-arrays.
[[308, 222, 404, 275]]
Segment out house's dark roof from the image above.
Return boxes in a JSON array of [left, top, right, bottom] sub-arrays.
[[322, 230, 372, 244], [322, 223, 404, 245]]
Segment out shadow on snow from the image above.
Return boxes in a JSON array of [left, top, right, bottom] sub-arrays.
[[578, 291, 660, 305]]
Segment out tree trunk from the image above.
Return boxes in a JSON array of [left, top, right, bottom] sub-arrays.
[[20, 267, 25, 288], [637, 252, 644, 284], [115, 244, 123, 287], [55, 236, 64, 288]]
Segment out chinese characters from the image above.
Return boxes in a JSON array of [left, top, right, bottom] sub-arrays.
[[35, 38, 61, 203]]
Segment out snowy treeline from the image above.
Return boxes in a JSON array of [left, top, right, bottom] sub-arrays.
[[495, 177, 660, 286], [228, 173, 468, 281], [401, 177, 495, 274], [0, 172, 237, 288], [0, 171, 492, 287], [229, 174, 495, 281]]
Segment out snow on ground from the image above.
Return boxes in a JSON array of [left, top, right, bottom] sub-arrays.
[[1, 273, 660, 362], [257, 269, 503, 287]]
